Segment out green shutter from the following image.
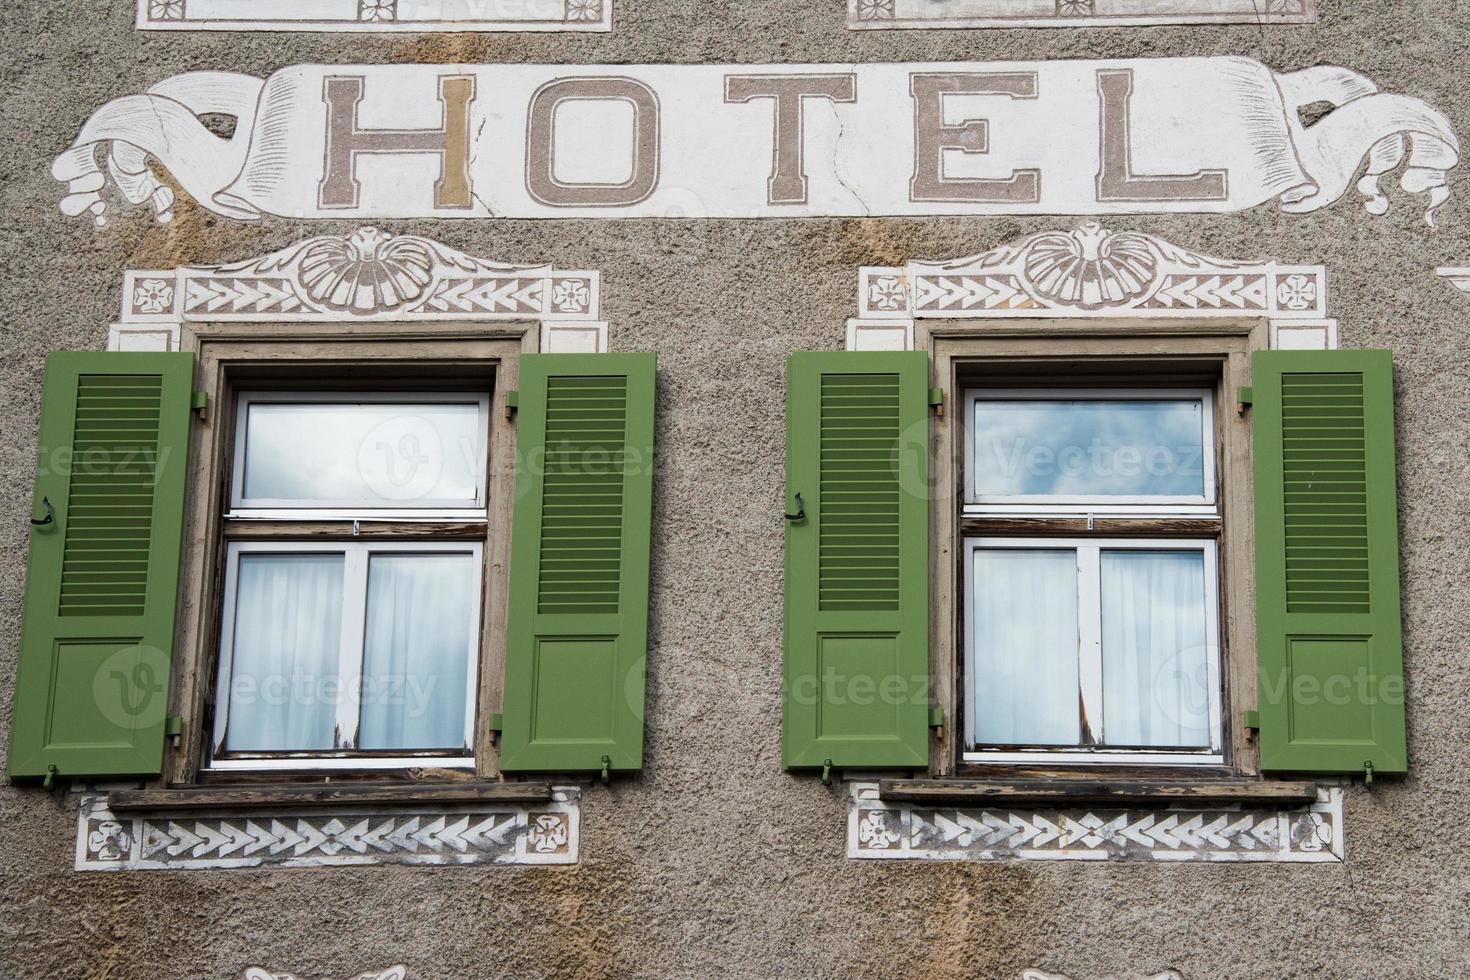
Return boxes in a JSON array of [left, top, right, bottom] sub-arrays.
[[6, 352, 194, 780], [1253, 349, 1406, 774], [500, 353, 655, 773], [783, 351, 930, 770]]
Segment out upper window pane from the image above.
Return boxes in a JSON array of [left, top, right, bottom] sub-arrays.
[[233, 394, 487, 511], [970, 392, 1210, 504]]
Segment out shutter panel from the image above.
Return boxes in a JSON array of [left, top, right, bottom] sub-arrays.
[[500, 353, 655, 773], [783, 351, 930, 770], [6, 352, 193, 780], [1253, 349, 1407, 774]]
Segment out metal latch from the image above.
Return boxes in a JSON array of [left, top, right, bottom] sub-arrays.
[[1363, 761, 1375, 788], [599, 754, 611, 785], [821, 759, 833, 786]]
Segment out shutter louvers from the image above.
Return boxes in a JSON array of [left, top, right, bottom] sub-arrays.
[[6, 352, 194, 780], [500, 354, 655, 773], [1253, 349, 1407, 775], [783, 352, 930, 771]]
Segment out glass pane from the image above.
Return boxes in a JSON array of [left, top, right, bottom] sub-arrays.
[[971, 549, 1080, 746], [224, 553, 345, 752], [357, 553, 475, 751], [1101, 550, 1212, 748], [973, 397, 1207, 498], [240, 400, 482, 507]]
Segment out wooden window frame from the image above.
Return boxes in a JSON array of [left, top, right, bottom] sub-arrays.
[[163, 320, 536, 786], [921, 316, 1267, 781]]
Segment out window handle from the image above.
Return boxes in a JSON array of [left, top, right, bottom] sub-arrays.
[[784, 493, 806, 523], [30, 497, 54, 527]]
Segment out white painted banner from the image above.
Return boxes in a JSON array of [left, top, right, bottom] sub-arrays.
[[138, 0, 612, 32], [54, 59, 1459, 227], [850, 0, 1316, 29]]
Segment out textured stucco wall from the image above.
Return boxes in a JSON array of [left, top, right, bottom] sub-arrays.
[[2, 2, 1469, 978]]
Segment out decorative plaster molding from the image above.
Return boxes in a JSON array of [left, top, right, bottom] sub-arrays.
[[76, 788, 579, 870], [849, 221, 1336, 351], [1437, 267, 1470, 297], [848, 782, 1343, 863], [850, 0, 1314, 28], [110, 226, 607, 354], [244, 969, 407, 980], [138, 0, 612, 32]]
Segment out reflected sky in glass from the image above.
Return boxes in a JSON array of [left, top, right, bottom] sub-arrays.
[[974, 397, 1205, 498], [241, 401, 481, 505]]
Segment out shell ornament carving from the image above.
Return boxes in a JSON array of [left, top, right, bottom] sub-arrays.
[[1022, 222, 1160, 309], [297, 227, 436, 313]]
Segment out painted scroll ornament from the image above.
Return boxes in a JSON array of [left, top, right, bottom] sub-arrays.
[[243, 969, 406, 980], [53, 59, 1458, 227]]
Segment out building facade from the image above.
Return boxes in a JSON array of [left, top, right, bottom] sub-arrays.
[[2, 1, 1468, 977]]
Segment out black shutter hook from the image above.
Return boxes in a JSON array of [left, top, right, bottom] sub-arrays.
[[31, 497, 54, 527], [784, 493, 806, 523]]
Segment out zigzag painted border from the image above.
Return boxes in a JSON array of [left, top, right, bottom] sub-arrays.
[[847, 783, 1343, 863], [76, 790, 580, 870]]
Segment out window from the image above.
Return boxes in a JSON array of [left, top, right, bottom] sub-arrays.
[[965, 389, 1215, 513], [208, 390, 491, 771], [961, 384, 1225, 766]]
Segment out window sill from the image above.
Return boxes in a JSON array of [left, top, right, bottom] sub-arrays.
[[877, 777, 1318, 809], [106, 780, 553, 813]]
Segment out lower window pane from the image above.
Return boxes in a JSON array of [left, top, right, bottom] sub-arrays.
[[972, 549, 1080, 746], [358, 553, 475, 751], [1101, 550, 1211, 748], [226, 553, 345, 752]]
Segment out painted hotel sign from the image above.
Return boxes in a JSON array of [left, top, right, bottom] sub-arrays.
[[55, 59, 1458, 227]]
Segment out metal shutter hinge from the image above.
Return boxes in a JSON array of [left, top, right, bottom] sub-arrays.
[[191, 391, 208, 421], [1242, 709, 1260, 731], [164, 716, 183, 746], [1236, 386, 1253, 417], [929, 706, 946, 740], [487, 712, 503, 737], [504, 390, 519, 420], [928, 387, 945, 417]]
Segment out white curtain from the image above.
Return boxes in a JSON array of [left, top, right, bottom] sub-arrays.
[[1101, 550, 1210, 748], [358, 553, 474, 751], [227, 554, 344, 752], [971, 549, 1079, 746]]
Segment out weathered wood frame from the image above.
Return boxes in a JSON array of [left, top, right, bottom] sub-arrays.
[[921, 317, 1268, 780], [163, 320, 537, 787]]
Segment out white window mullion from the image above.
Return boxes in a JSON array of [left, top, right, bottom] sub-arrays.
[[1076, 545, 1104, 747], [335, 544, 369, 751], [1203, 540, 1224, 753]]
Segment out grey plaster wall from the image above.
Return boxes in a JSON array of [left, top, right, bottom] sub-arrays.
[[2, 2, 1468, 978]]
